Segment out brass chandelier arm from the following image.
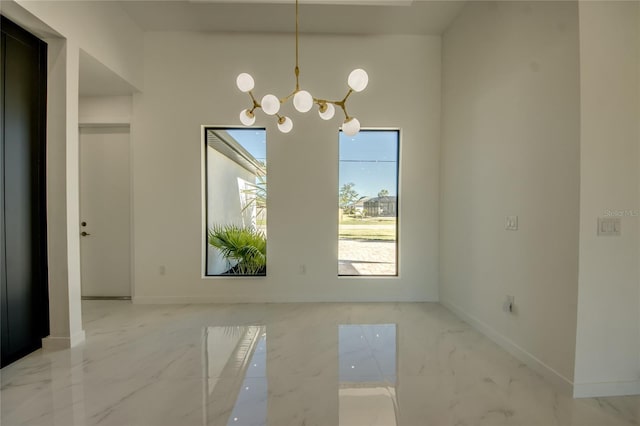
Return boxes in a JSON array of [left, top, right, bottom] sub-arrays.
[[313, 87, 355, 119], [280, 87, 298, 104], [342, 88, 354, 103], [314, 99, 349, 119], [247, 88, 355, 119], [337, 102, 350, 120], [313, 89, 354, 109], [279, 71, 301, 104], [248, 91, 260, 112]]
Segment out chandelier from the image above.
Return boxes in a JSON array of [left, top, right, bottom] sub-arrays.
[[235, 0, 368, 136]]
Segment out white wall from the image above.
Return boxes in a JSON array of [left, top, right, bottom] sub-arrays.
[[206, 147, 257, 274], [42, 38, 85, 349], [15, 0, 143, 90], [206, 147, 256, 232], [440, 1, 581, 390], [574, 1, 640, 398], [79, 96, 133, 125], [131, 32, 441, 302]]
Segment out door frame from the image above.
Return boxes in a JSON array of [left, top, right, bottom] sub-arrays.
[[78, 123, 134, 300]]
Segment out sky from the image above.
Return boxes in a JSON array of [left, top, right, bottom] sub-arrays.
[[227, 129, 267, 164], [228, 128, 399, 198], [339, 130, 399, 198]]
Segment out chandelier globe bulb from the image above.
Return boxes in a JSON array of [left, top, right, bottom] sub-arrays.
[[239, 109, 256, 126], [236, 73, 255, 93], [347, 69, 368, 92], [293, 90, 314, 113], [277, 116, 293, 133], [318, 103, 335, 120], [342, 117, 361, 136], [261, 94, 281, 115]]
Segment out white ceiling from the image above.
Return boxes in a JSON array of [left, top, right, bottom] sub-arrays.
[[117, 0, 466, 35], [78, 0, 464, 95]]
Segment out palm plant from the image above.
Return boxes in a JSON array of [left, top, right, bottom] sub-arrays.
[[208, 224, 266, 275], [241, 162, 267, 219], [240, 173, 267, 217]]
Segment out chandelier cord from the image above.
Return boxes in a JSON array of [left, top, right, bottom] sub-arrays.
[[294, 0, 300, 90]]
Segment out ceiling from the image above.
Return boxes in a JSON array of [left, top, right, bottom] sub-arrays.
[[117, 0, 466, 35], [78, 0, 464, 95]]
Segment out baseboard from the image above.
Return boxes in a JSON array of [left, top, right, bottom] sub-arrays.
[[42, 330, 86, 351], [132, 296, 438, 304], [82, 296, 131, 300], [132, 296, 238, 304], [441, 298, 574, 396], [574, 380, 640, 398]]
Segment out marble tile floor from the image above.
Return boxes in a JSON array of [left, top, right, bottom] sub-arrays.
[[1, 301, 638, 426]]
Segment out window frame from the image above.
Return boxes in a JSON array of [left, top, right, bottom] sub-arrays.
[[338, 128, 401, 278], [201, 125, 268, 279]]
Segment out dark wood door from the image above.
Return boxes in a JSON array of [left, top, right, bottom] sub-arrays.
[[1, 16, 49, 368]]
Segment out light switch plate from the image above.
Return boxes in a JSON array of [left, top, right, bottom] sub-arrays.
[[598, 217, 621, 236], [505, 215, 518, 231]]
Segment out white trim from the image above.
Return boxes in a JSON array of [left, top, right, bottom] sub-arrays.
[[441, 298, 574, 396], [78, 123, 130, 128], [200, 124, 266, 278], [132, 295, 437, 304], [129, 121, 136, 300], [189, 0, 413, 5], [338, 127, 402, 278], [42, 330, 86, 351], [573, 380, 640, 398], [201, 125, 207, 278]]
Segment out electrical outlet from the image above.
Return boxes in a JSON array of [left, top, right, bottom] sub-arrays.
[[299, 264, 306, 275], [159, 265, 166, 276], [505, 216, 518, 231], [598, 217, 621, 236], [503, 295, 515, 313]]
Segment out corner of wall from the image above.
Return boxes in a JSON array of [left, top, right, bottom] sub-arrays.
[[441, 299, 575, 396]]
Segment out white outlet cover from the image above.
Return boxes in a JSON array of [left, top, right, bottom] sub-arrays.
[[505, 215, 518, 231], [598, 217, 621, 236]]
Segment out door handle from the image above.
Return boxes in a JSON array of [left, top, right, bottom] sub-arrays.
[[81, 231, 91, 237]]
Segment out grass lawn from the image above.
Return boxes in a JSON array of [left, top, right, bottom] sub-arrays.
[[339, 228, 396, 241], [339, 217, 397, 225]]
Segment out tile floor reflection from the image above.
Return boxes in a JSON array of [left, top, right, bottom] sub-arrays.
[[1, 301, 638, 426], [205, 326, 267, 425], [339, 324, 397, 426]]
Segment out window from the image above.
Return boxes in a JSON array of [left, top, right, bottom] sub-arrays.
[[338, 130, 399, 276], [204, 127, 267, 276]]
